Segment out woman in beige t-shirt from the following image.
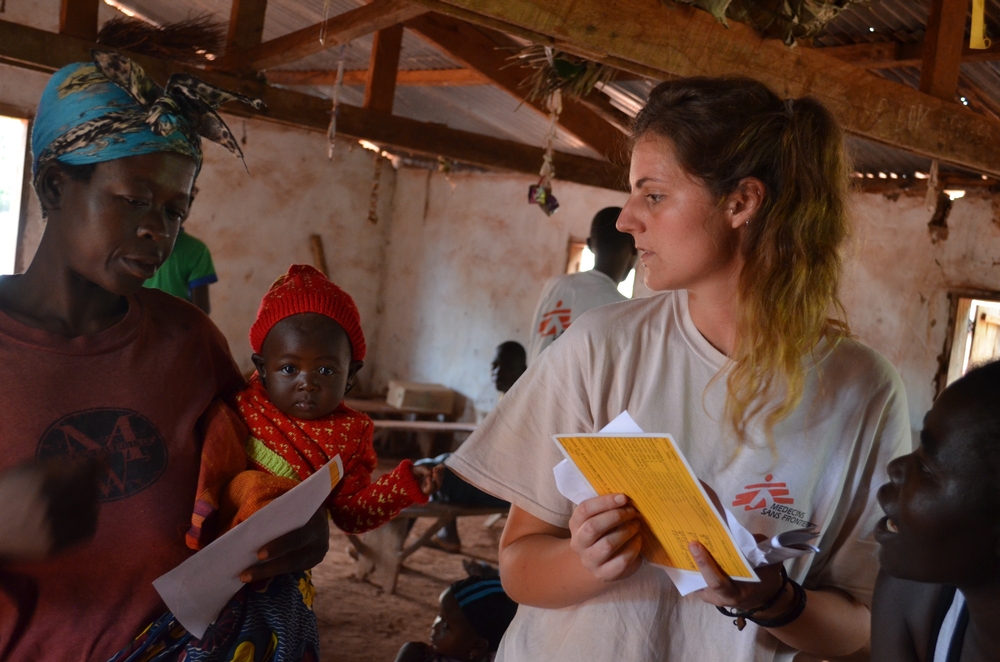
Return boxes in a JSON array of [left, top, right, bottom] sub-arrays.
[[447, 77, 910, 661]]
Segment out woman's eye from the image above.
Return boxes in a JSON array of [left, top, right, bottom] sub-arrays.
[[123, 197, 149, 208], [647, 194, 664, 204], [279, 365, 296, 375]]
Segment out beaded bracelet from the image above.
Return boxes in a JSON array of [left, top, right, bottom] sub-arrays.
[[716, 566, 789, 631]]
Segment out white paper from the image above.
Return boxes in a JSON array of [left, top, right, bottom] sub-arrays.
[[154, 456, 344, 638], [552, 414, 819, 596]]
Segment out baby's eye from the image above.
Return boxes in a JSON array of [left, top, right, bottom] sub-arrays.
[[279, 365, 297, 375], [318, 367, 335, 377]]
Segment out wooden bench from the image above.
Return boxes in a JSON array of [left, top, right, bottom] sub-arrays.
[[348, 502, 508, 594]]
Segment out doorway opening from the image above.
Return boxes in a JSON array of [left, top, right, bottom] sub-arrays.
[[0, 114, 29, 275], [939, 294, 1000, 394], [565, 240, 635, 298]]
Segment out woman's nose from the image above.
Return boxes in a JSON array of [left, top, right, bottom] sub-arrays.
[[617, 199, 641, 234], [136, 210, 172, 242]]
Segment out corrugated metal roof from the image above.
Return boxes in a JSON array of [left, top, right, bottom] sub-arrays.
[[109, 0, 1000, 177]]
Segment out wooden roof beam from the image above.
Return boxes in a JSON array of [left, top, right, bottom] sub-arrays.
[[60, 0, 99, 41], [410, 0, 1000, 177], [920, 0, 967, 101], [407, 12, 629, 160], [267, 67, 487, 86], [0, 18, 623, 191], [224, 0, 427, 72], [363, 23, 404, 112], [815, 40, 1000, 69]]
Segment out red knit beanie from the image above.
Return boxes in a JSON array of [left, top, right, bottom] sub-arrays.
[[249, 264, 366, 361]]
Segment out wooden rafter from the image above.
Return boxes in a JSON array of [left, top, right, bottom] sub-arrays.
[[363, 24, 404, 112], [407, 12, 628, 160], [59, 0, 99, 41], [815, 40, 1000, 69], [410, 0, 1000, 177], [0, 18, 623, 191], [920, 0, 968, 101], [227, 0, 269, 54], [267, 67, 487, 86], [227, 0, 427, 72]]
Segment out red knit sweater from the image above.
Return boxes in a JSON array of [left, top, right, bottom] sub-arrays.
[[234, 377, 427, 534]]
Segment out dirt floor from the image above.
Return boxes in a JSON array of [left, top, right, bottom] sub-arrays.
[[312, 460, 504, 662]]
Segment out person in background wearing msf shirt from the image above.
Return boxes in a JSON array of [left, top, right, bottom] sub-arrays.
[[527, 207, 637, 363], [144, 192, 217, 314]]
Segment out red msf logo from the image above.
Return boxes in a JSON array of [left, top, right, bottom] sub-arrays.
[[732, 474, 794, 511], [538, 300, 571, 338]]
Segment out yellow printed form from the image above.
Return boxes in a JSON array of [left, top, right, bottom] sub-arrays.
[[555, 435, 756, 580]]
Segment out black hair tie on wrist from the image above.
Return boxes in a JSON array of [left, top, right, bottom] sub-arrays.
[[747, 577, 807, 629], [716, 565, 801, 631]]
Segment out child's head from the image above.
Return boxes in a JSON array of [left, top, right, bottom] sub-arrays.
[[250, 265, 366, 420], [876, 360, 1000, 588], [430, 577, 518, 661]]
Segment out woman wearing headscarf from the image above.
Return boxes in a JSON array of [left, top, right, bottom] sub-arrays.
[[0, 52, 324, 662]]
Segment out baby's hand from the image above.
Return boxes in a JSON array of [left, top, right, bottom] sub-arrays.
[[411, 464, 443, 496]]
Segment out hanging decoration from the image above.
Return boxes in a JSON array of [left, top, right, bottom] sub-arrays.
[[319, 0, 333, 45], [528, 88, 562, 216], [327, 44, 347, 159], [513, 45, 616, 216], [971, 0, 992, 50], [666, 0, 873, 45], [367, 154, 382, 224]]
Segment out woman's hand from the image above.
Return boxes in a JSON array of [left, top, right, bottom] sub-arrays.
[[688, 540, 788, 612], [568, 494, 644, 583], [241, 505, 330, 582]]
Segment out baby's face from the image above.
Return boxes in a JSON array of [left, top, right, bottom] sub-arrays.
[[876, 385, 1000, 585], [253, 313, 358, 420]]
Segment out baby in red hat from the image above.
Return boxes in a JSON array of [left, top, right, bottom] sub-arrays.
[[187, 265, 438, 549]]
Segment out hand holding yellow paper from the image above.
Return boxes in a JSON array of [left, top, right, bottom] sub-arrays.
[[555, 434, 757, 581]]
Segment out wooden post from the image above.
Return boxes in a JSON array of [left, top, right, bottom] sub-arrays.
[[920, 0, 968, 100], [363, 24, 404, 113], [309, 234, 329, 276], [59, 0, 99, 41]]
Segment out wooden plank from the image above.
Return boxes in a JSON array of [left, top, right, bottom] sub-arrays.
[[227, 0, 269, 53], [59, 0, 99, 41], [267, 67, 487, 86], [235, 0, 427, 71], [363, 23, 404, 112], [407, 12, 627, 160], [411, 0, 1000, 177], [816, 40, 1000, 69], [920, 0, 968, 100], [0, 19, 624, 191]]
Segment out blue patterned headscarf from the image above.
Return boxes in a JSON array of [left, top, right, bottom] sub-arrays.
[[31, 51, 264, 181]]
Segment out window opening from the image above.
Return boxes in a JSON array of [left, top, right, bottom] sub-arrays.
[[942, 295, 1000, 389], [565, 241, 635, 298], [0, 115, 29, 275]]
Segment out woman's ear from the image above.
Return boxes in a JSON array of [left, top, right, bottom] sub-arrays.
[[251, 353, 266, 381], [35, 162, 67, 216], [724, 177, 767, 229]]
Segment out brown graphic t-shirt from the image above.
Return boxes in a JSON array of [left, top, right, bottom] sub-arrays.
[[0, 288, 243, 662]]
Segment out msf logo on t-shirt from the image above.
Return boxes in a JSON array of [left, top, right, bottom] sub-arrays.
[[733, 474, 816, 529], [538, 300, 572, 338], [36, 408, 168, 502]]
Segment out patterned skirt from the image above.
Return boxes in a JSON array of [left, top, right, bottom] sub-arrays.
[[107, 572, 319, 662]]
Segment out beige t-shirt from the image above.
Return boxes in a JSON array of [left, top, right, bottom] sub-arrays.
[[447, 291, 910, 662]]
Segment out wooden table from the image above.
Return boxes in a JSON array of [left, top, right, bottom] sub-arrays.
[[348, 502, 508, 594]]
